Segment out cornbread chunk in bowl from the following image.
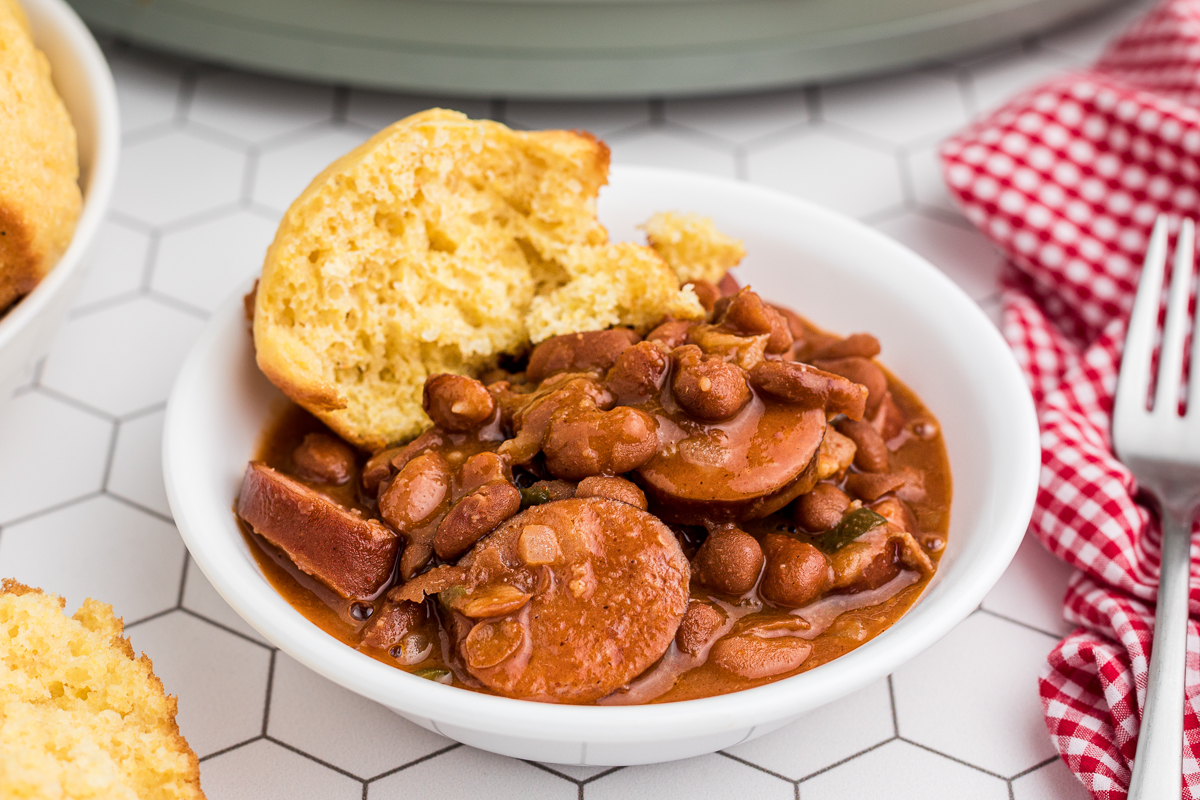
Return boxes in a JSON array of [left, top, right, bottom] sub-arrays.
[[0, 0, 82, 313], [253, 109, 705, 451], [644, 211, 745, 285], [0, 580, 204, 800]]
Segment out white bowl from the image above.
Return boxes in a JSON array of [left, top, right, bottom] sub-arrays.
[[163, 166, 1040, 766], [0, 0, 119, 407]]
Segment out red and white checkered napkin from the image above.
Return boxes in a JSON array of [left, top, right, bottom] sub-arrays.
[[941, 1, 1200, 796]]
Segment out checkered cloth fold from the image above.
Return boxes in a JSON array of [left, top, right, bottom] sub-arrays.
[[941, 1, 1200, 796]]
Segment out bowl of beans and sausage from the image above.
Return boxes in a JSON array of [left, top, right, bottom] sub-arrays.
[[164, 167, 1040, 765]]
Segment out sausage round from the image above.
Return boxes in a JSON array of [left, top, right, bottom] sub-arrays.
[[448, 498, 690, 704]]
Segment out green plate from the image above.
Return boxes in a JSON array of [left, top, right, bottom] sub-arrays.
[[71, 0, 1118, 97]]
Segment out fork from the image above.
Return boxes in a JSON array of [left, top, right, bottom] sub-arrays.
[[1113, 214, 1200, 800]]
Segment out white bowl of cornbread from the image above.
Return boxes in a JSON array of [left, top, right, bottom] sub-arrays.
[[0, 0, 119, 407], [165, 112, 1039, 765]]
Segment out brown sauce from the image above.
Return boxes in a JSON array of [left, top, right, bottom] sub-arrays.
[[240, 340, 950, 703]]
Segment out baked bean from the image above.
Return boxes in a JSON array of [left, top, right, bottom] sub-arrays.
[[498, 375, 612, 465], [360, 599, 426, 650], [836, 418, 889, 473], [457, 451, 511, 497], [796, 483, 851, 531], [685, 280, 721, 314], [292, 432, 357, 485], [770, 303, 808, 342], [671, 345, 751, 422], [646, 319, 695, 349], [748, 360, 867, 420], [719, 288, 794, 355], [526, 328, 641, 384], [811, 333, 881, 361], [543, 405, 658, 481], [361, 446, 403, 495], [450, 583, 533, 618], [717, 272, 740, 297], [379, 451, 450, 532], [434, 481, 522, 560], [576, 476, 648, 510], [675, 600, 727, 657], [606, 340, 669, 404], [691, 526, 764, 595], [759, 534, 832, 608], [710, 634, 812, 680], [845, 471, 908, 502], [812, 356, 887, 417], [423, 374, 495, 432]]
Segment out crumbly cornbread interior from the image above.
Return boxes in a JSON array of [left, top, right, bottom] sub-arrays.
[[254, 109, 729, 450], [0, 0, 81, 312], [644, 211, 746, 285], [0, 580, 205, 800]]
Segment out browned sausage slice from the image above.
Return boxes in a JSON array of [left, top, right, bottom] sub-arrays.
[[237, 462, 398, 600], [636, 398, 826, 523], [445, 498, 689, 704]]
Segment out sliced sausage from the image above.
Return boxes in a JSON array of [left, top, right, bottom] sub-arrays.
[[446, 498, 690, 704], [636, 399, 826, 523], [237, 462, 398, 600]]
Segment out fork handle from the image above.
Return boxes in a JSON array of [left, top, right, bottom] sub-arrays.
[[1128, 505, 1194, 800]]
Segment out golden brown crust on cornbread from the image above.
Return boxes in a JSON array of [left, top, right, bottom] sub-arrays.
[[254, 109, 703, 450], [644, 211, 745, 285], [0, 579, 205, 800], [0, 0, 82, 312]]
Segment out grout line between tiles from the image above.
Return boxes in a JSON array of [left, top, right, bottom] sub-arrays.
[[365, 743, 462, 784]]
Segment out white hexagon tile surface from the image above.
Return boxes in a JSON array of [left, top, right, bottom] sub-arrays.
[[0, 5, 1153, 796]]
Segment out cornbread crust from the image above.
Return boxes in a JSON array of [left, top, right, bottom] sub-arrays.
[[0, 580, 205, 800], [255, 109, 704, 451], [0, 0, 82, 312], [644, 211, 745, 285]]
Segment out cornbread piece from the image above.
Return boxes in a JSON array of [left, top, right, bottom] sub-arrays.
[[237, 461, 399, 600], [0, 580, 204, 800], [0, 0, 81, 312], [254, 109, 703, 450], [644, 211, 744, 285]]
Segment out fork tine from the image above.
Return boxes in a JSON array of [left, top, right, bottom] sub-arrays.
[[1155, 217, 1195, 416], [1116, 215, 1170, 427]]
